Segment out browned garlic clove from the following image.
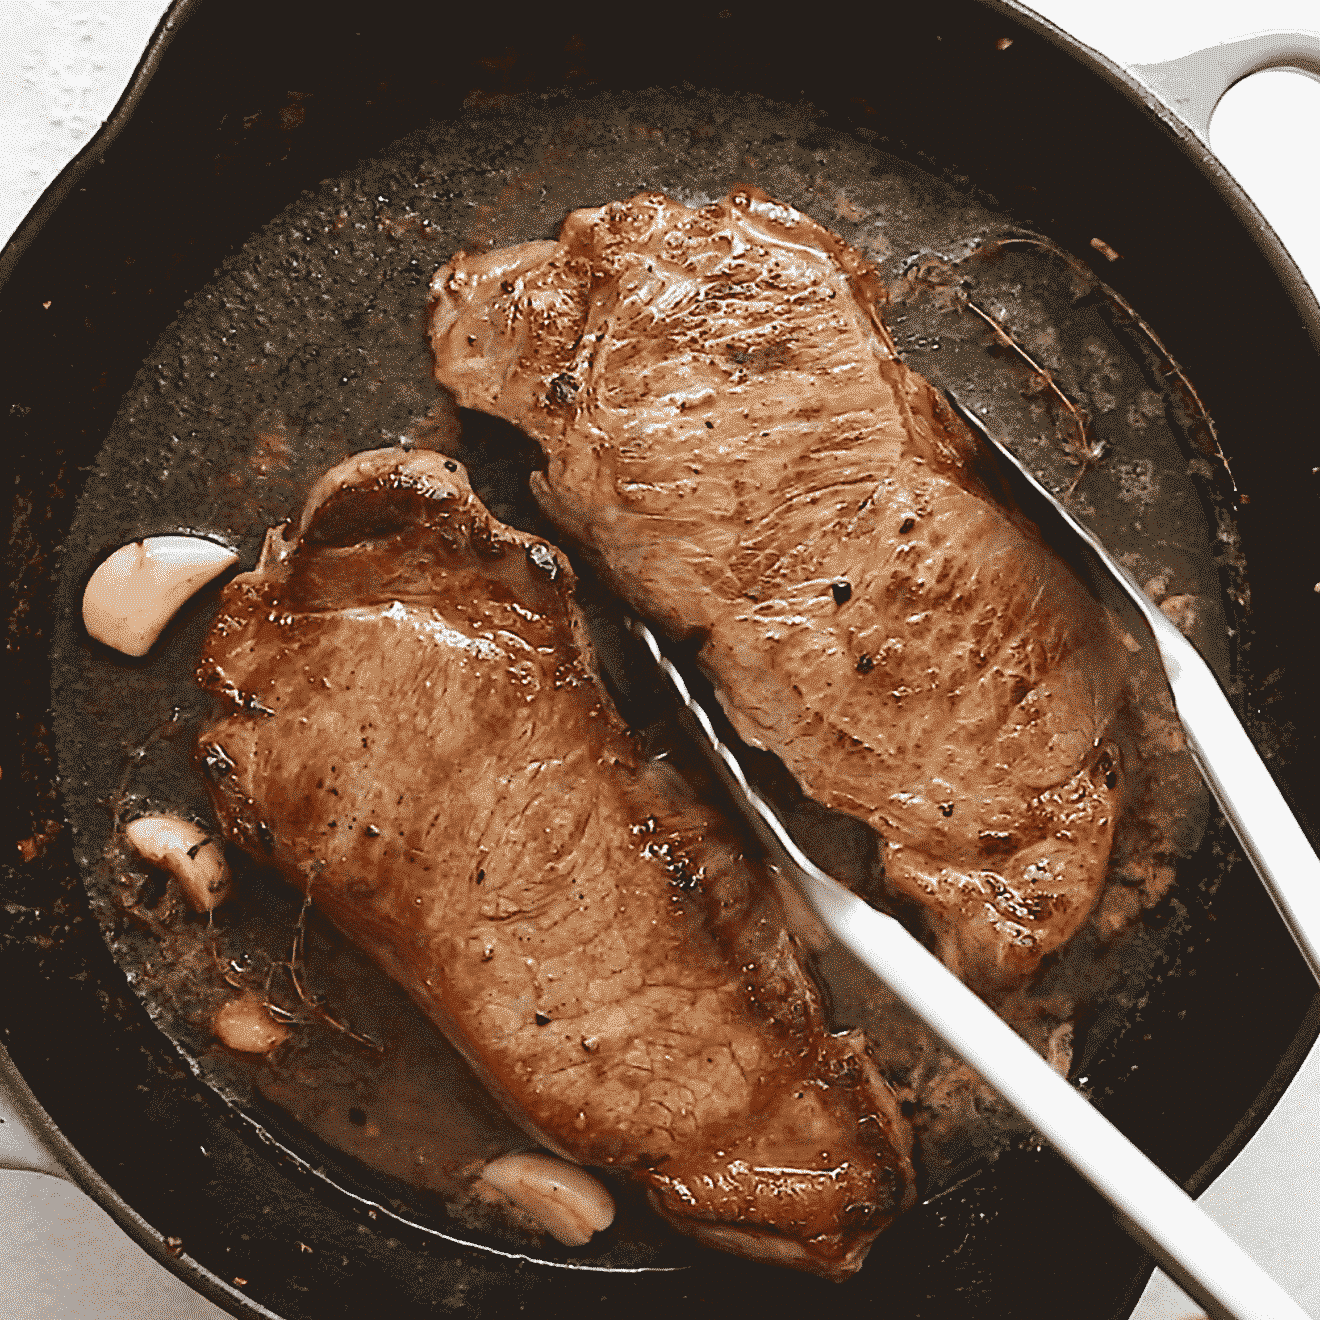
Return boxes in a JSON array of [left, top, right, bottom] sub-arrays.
[[479, 1151, 616, 1246], [83, 535, 238, 656], [123, 815, 232, 913], [213, 994, 290, 1055]]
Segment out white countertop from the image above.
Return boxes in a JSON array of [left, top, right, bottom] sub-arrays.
[[2, 2, 1318, 1316]]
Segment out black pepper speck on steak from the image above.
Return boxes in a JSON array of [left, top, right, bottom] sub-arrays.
[[429, 187, 1134, 995], [194, 446, 914, 1278]]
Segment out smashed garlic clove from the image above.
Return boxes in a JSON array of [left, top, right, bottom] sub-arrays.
[[479, 1151, 615, 1247], [83, 535, 238, 657], [214, 994, 290, 1055], [123, 815, 231, 913]]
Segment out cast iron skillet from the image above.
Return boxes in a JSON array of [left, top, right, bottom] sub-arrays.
[[3, 2, 1319, 1317]]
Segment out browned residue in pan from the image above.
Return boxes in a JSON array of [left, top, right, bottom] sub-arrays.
[[54, 85, 1234, 1252]]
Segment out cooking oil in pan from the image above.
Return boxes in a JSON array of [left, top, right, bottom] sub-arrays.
[[49, 85, 1237, 1267]]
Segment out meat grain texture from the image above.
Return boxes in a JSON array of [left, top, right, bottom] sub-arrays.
[[430, 188, 1133, 994], [195, 447, 913, 1278]]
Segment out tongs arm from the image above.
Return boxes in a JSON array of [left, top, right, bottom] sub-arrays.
[[1155, 616, 1320, 986], [627, 616, 1310, 1320], [947, 393, 1320, 988]]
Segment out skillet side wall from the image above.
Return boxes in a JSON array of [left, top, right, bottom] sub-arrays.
[[2, 2, 1317, 1318]]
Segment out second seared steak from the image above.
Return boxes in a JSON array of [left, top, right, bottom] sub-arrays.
[[195, 447, 913, 1278], [428, 188, 1134, 994]]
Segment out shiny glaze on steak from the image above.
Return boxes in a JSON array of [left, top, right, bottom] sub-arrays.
[[195, 447, 913, 1277], [429, 188, 1132, 993]]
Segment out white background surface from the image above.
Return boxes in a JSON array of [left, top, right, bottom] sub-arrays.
[[1, 2, 1318, 1317]]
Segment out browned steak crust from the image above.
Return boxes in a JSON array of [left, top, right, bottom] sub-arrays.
[[429, 188, 1132, 993], [194, 447, 913, 1277]]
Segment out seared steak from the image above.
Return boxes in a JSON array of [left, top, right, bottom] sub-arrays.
[[195, 447, 914, 1277], [429, 188, 1132, 993]]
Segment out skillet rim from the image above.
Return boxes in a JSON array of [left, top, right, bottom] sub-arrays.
[[3, 2, 1319, 1316]]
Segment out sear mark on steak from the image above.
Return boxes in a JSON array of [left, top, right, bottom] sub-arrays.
[[194, 446, 914, 1278], [428, 186, 1134, 996]]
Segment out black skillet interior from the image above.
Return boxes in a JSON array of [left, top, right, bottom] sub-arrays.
[[4, 1, 1319, 1317]]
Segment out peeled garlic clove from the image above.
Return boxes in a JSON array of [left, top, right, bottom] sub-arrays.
[[214, 994, 290, 1055], [123, 814, 231, 913], [83, 535, 238, 656], [479, 1151, 615, 1246]]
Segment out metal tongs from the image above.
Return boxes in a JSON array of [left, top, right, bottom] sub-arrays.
[[945, 393, 1320, 988], [624, 399, 1320, 1320]]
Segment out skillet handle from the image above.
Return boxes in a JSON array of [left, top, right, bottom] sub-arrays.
[[1130, 30, 1320, 141]]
